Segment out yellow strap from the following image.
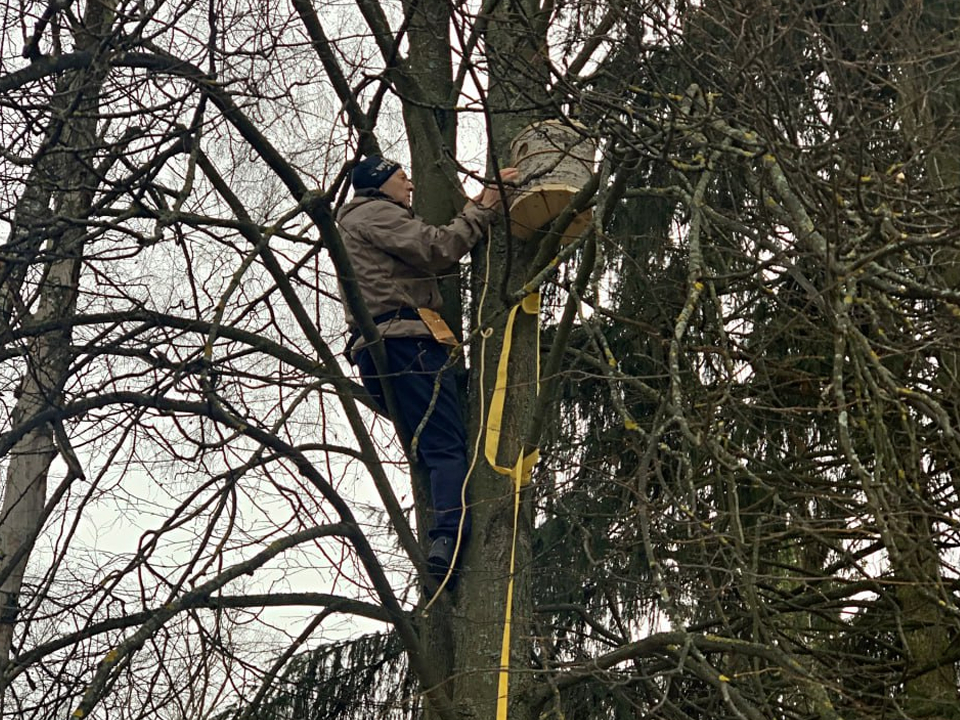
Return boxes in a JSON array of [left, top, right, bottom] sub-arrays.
[[491, 292, 540, 720], [495, 451, 525, 720], [484, 293, 540, 484]]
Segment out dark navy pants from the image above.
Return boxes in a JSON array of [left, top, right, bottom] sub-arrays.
[[355, 337, 471, 541]]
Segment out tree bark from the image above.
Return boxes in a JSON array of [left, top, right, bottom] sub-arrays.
[[890, 3, 960, 715], [448, 2, 554, 716], [393, 1, 467, 714], [0, 0, 116, 683]]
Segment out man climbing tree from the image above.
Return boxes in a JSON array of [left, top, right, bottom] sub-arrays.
[[337, 155, 518, 583], [6, 0, 960, 717]]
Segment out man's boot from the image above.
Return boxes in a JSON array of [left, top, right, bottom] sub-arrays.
[[427, 536, 457, 582]]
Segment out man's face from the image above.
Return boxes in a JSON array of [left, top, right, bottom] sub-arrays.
[[380, 168, 414, 208]]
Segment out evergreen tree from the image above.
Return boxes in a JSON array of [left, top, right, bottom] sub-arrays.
[[2, 1, 958, 719]]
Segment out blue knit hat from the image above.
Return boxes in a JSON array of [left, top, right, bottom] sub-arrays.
[[352, 155, 402, 190]]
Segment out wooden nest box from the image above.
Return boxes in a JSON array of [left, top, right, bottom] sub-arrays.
[[508, 120, 596, 244]]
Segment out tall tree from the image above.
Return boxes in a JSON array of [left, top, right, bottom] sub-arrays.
[[2, 1, 959, 719], [0, 0, 118, 679]]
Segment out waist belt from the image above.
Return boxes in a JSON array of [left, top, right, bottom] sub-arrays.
[[345, 307, 421, 357]]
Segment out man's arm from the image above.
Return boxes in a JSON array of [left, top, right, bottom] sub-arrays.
[[363, 168, 519, 273], [364, 201, 499, 273]]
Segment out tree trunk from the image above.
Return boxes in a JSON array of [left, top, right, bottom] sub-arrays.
[[890, 3, 960, 715], [400, 0, 467, 713], [396, 0, 553, 716], [450, 2, 553, 716], [0, 0, 116, 684]]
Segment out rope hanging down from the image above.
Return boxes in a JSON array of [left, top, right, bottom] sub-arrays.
[[495, 451, 525, 720], [484, 292, 541, 483], [483, 292, 540, 720]]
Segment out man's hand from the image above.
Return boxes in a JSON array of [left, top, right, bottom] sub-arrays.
[[474, 167, 520, 209]]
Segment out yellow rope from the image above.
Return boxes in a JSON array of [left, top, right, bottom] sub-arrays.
[[484, 293, 540, 484], [496, 452, 525, 720], [486, 291, 540, 720], [424, 227, 497, 605], [422, 223, 543, 718]]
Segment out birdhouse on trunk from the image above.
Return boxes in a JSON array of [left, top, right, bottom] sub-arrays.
[[508, 120, 596, 244]]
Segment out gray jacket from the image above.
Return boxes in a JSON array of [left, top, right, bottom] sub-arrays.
[[336, 191, 499, 343]]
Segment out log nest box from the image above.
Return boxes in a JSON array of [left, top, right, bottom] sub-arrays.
[[508, 120, 596, 244]]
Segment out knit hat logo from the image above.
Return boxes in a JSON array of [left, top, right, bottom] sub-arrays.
[[352, 155, 402, 190]]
